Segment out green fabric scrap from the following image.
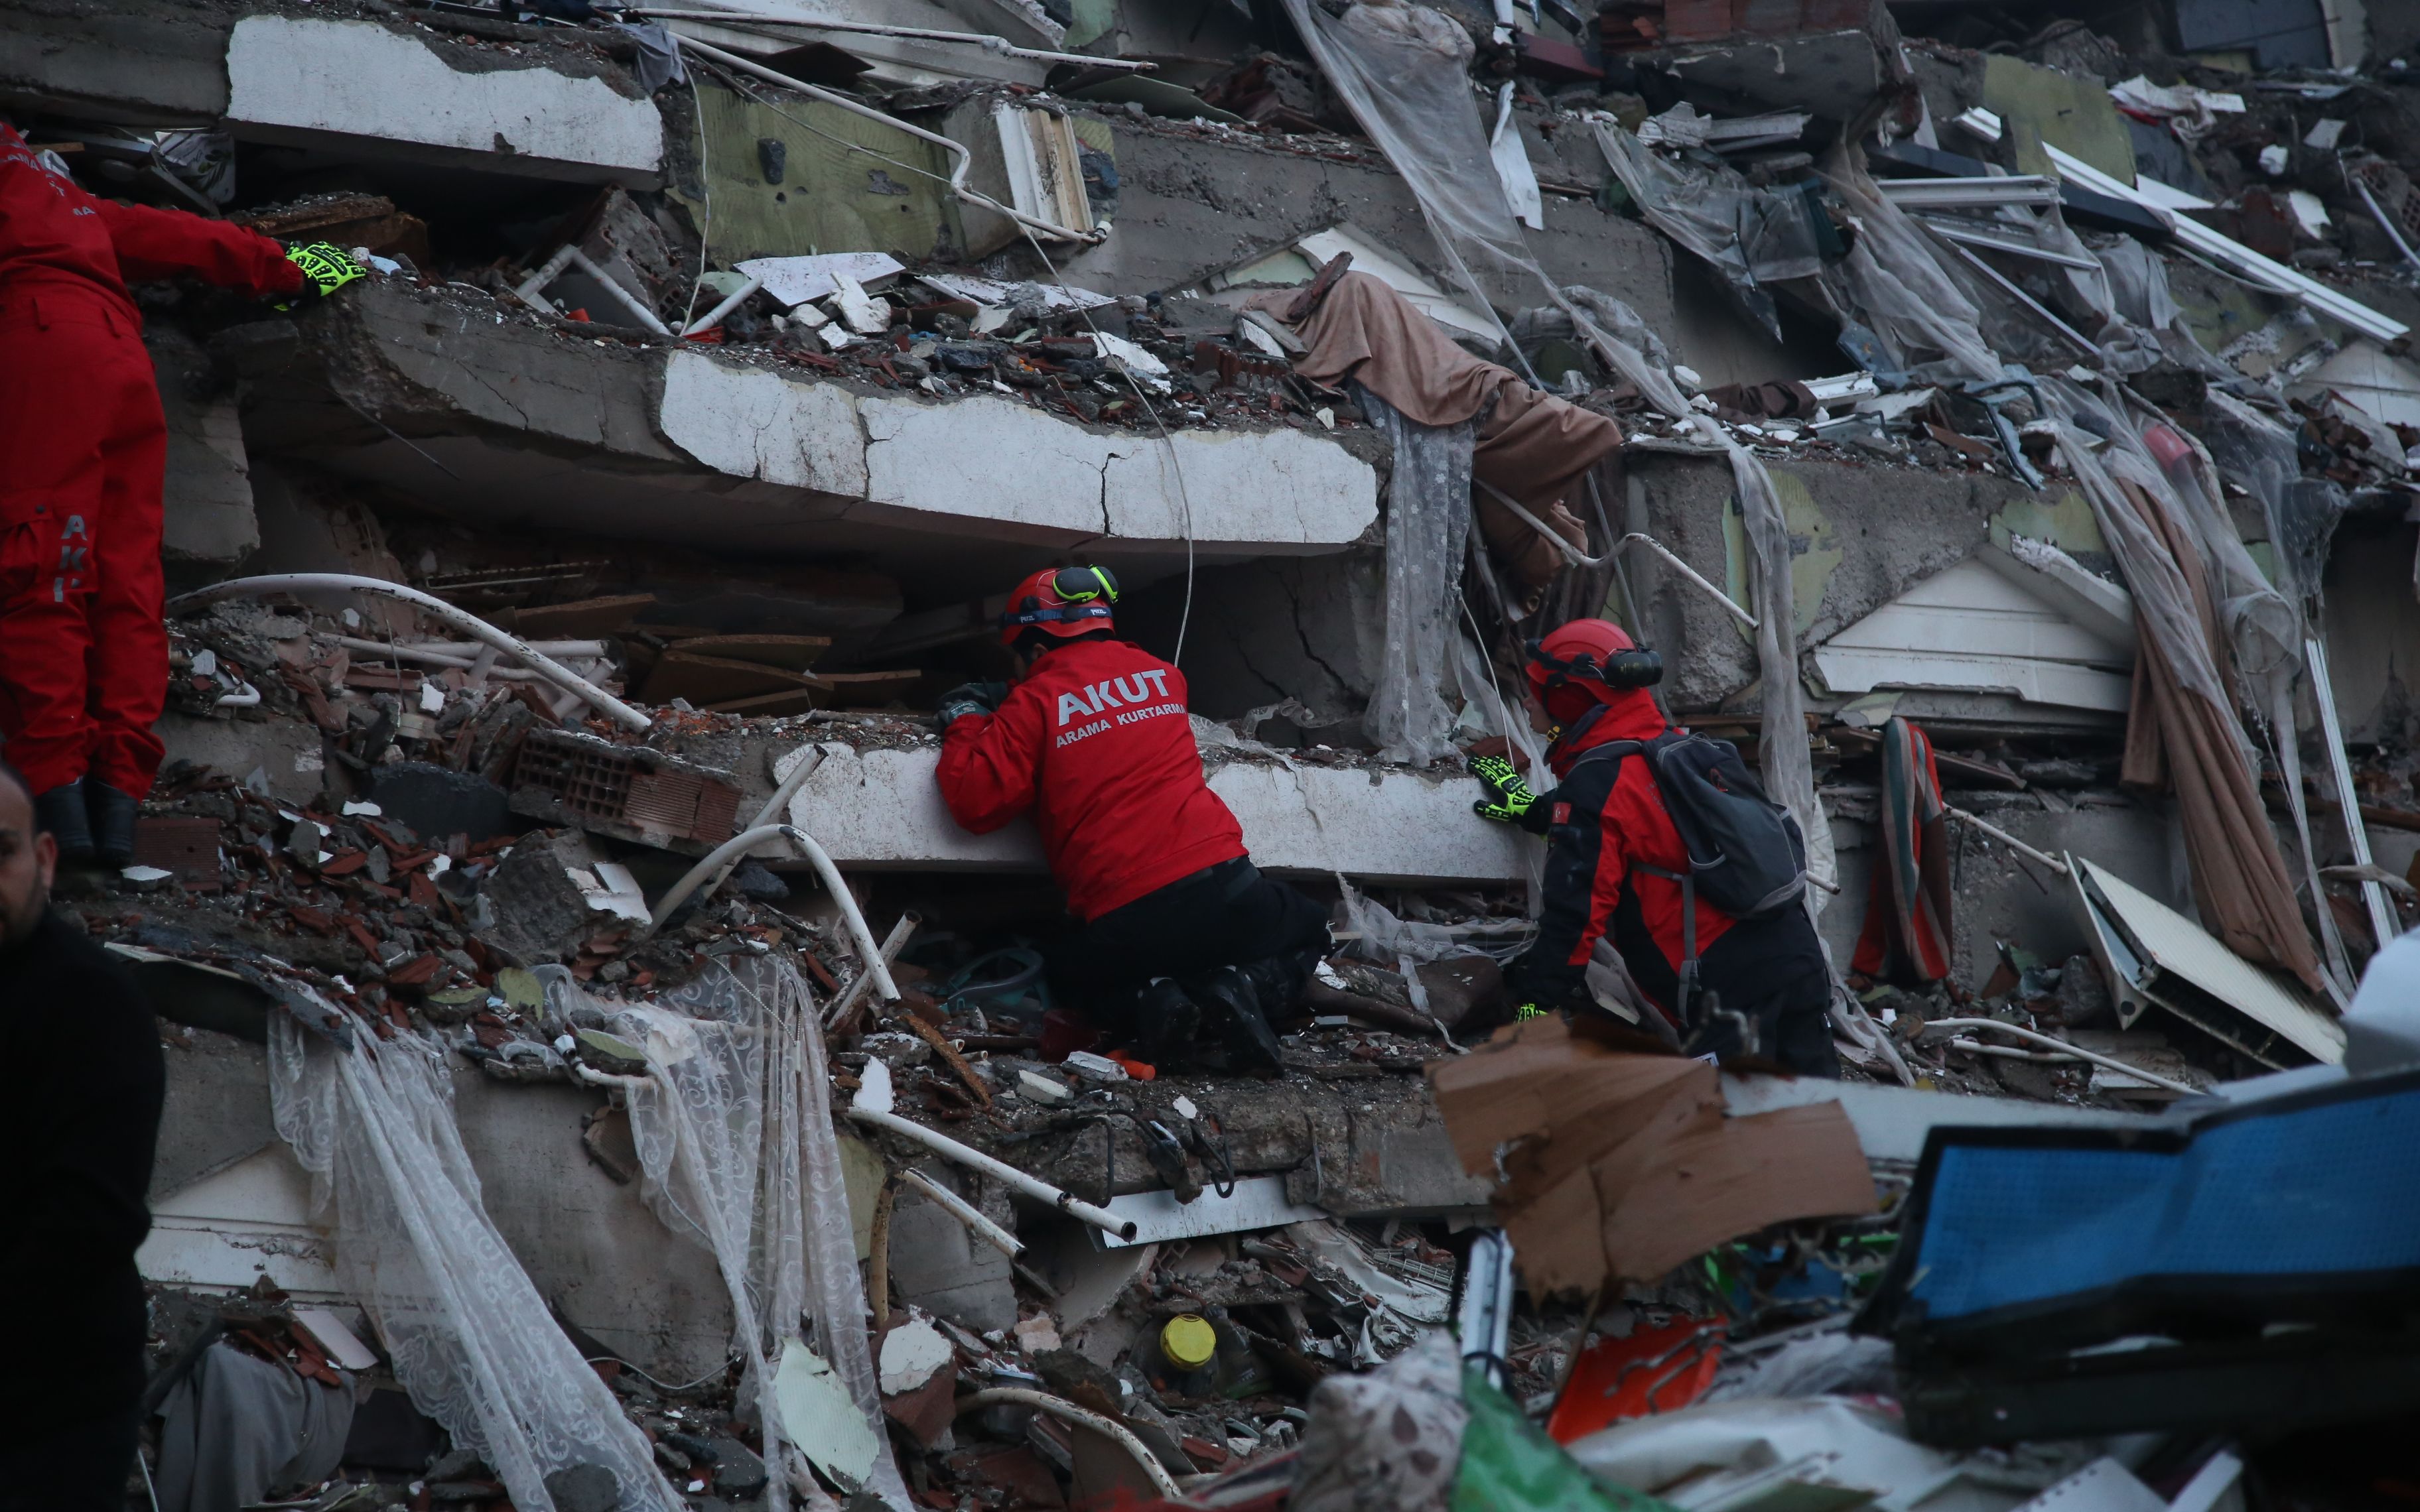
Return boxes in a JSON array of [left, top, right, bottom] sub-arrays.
[[1451, 1367, 1680, 1512]]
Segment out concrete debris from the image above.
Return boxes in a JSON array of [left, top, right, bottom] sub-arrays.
[[30, 0, 2420, 1506]]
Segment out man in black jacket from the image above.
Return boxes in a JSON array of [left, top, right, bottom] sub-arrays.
[[0, 759, 165, 1510]]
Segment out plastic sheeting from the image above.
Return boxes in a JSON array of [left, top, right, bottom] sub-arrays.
[[1280, 0, 1531, 316], [2043, 381, 2325, 993], [1357, 382, 1475, 765], [267, 1002, 685, 1512], [1813, 148, 2002, 384], [547, 958, 909, 1511], [1511, 288, 1691, 418], [1597, 122, 1825, 342]]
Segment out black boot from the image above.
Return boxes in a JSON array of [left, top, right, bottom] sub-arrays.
[[1188, 964, 1286, 1075], [87, 783, 139, 867], [33, 781, 96, 866], [1130, 977, 1201, 1070]]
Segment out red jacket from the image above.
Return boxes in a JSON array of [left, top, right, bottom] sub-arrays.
[[937, 638, 1246, 922], [1515, 688, 1737, 1013], [0, 123, 301, 316]]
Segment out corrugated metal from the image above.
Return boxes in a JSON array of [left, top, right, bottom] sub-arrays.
[[2070, 856, 2345, 1068]]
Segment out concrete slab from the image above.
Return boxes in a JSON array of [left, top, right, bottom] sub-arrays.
[[242, 288, 1377, 582], [224, 15, 664, 186], [780, 742, 1530, 885]]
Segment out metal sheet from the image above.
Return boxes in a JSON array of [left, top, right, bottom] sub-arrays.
[[1089, 1174, 1329, 1249], [2071, 856, 2345, 1066]]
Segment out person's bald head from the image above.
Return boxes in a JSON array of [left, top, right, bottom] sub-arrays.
[[0, 762, 56, 948]]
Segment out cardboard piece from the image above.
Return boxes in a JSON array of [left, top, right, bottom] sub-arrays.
[[1429, 1017, 1879, 1292]]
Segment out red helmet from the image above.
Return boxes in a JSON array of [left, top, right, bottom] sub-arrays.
[[1524, 619, 1662, 692], [998, 564, 1120, 648]]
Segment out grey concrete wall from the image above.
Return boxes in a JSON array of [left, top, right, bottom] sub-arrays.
[[153, 327, 259, 576], [451, 1072, 735, 1380], [1124, 550, 1384, 727], [1819, 790, 2181, 989]]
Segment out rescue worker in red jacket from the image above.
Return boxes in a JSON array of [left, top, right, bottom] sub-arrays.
[[0, 121, 363, 865], [1472, 619, 1838, 1076], [935, 566, 1329, 1072]]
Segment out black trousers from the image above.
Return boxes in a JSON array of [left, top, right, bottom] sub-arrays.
[[1045, 858, 1330, 1030], [0, 1400, 139, 1512], [1680, 909, 1840, 1078]]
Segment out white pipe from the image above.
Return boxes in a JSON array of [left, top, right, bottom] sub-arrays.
[[693, 745, 826, 907], [2356, 177, 2420, 277], [629, 9, 1158, 70], [643, 824, 899, 1002], [954, 1390, 1179, 1499], [1945, 806, 2070, 875], [847, 1102, 1138, 1239], [825, 910, 919, 1029], [166, 574, 651, 730], [683, 273, 764, 337], [898, 1166, 1022, 1257], [214, 680, 262, 708], [1926, 1017, 2202, 1097], [511, 244, 674, 335], [1475, 477, 1759, 627], [673, 35, 1101, 245]]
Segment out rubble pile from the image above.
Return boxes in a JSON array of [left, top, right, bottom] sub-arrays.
[[19, 0, 2420, 1504]]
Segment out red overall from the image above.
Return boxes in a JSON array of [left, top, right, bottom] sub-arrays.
[[0, 124, 299, 799]]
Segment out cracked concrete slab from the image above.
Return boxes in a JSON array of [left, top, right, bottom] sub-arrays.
[[238, 285, 1378, 585], [225, 15, 663, 184]]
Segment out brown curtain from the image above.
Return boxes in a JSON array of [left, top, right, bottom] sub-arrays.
[[2114, 478, 2324, 993]]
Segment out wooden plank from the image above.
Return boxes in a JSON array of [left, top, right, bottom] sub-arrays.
[[812, 669, 922, 708], [494, 594, 657, 638], [641, 650, 816, 706], [667, 633, 832, 670], [1827, 725, 2027, 789]]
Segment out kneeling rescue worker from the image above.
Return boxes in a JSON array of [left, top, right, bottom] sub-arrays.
[[1473, 619, 1839, 1077], [934, 566, 1329, 1072]]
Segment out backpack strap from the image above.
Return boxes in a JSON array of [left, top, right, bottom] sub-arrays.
[[1632, 860, 1700, 1027]]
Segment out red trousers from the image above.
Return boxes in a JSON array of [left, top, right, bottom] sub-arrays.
[[0, 286, 169, 800]]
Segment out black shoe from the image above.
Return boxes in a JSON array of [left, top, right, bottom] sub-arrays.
[[1131, 977, 1201, 1070], [33, 781, 96, 866], [88, 783, 139, 867], [1189, 964, 1286, 1075]]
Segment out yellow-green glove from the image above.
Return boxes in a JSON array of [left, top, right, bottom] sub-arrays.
[[1470, 753, 1539, 824], [1513, 1003, 1547, 1021], [285, 241, 368, 300]]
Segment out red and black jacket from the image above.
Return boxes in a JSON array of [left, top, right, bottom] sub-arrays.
[[1509, 690, 1739, 1017]]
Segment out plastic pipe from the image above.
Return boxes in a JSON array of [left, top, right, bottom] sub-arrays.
[[848, 1063, 1136, 1239], [643, 823, 899, 1003], [954, 1391, 1179, 1499], [692, 745, 827, 912], [1924, 1017, 2202, 1097], [628, 9, 1158, 70], [1475, 477, 1758, 627], [897, 1166, 1022, 1257], [214, 680, 262, 708], [673, 35, 1101, 245], [166, 574, 651, 730], [682, 273, 764, 337], [1944, 806, 2069, 875], [825, 910, 919, 1030]]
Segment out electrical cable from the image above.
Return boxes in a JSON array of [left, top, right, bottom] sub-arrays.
[[682, 73, 713, 333]]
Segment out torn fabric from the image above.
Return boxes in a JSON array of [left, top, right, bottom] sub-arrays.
[[1852, 717, 1954, 983], [2050, 404, 2324, 993], [267, 1005, 685, 1512], [548, 958, 909, 1511], [1356, 383, 1476, 765]]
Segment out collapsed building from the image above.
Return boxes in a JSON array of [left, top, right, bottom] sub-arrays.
[[12, 0, 2420, 1505]]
